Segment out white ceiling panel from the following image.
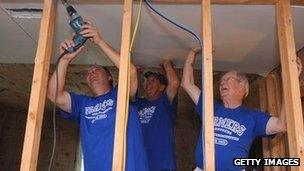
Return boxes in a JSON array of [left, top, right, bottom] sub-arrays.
[[0, 2, 303, 76]]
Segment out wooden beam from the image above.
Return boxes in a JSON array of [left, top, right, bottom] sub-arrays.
[[266, 73, 283, 159], [266, 73, 286, 171], [258, 79, 268, 115], [202, 0, 215, 170], [112, 0, 133, 170], [258, 78, 272, 171], [2, 0, 304, 5], [69, 0, 304, 5], [20, 0, 57, 170], [276, 0, 304, 169], [68, 0, 277, 4]]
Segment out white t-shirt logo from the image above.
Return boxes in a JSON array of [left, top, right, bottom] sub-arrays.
[[84, 99, 114, 123], [214, 116, 247, 146], [139, 106, 156, 124]]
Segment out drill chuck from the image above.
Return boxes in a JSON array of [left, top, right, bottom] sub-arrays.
[[66, 5, 77, 17], [63, 2, 87, 53]]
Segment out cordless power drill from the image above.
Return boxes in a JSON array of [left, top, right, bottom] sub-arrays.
[[63, 1, 87, 53]]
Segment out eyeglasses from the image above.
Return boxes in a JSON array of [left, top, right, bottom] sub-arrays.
[[220, 76, 241, 83]]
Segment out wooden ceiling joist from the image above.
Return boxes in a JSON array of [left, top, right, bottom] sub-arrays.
[[66, 0, 278, 5], [2, 0, 304, 5]]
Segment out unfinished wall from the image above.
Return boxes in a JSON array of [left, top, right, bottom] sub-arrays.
[[298, 47, 304, 96], [0, 64, 80, 171], [37, 108, 79, 171], [257, 46, 304, 162], [0, 108, 26, 170], [0, 107, 79, 171]]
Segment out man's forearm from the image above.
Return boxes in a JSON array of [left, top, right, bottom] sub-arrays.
[[130, 65, 138, 97], [48, 59, 70, 101], [97, 39, 120, 68], [164, 63, 179, 86], [182, 53, 195, 86], [182, 52, 201, 104]]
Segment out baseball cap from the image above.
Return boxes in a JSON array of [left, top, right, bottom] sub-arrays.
[[144, 71, 168, 86]]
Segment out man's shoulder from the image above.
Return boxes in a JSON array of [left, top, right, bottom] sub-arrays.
[[241, 107, 268, 116], [70, 92, 91, 99], [69, 92, 101, 104]]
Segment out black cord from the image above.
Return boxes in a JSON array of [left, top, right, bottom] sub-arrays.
[[48, 50, 69, 171]]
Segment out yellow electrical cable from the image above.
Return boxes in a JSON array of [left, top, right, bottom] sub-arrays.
[[130, 0, 143, 52]]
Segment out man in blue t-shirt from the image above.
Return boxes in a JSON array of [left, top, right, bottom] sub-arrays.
[[181, 48, 302, 171], [47, 21, 148, 171], [135, 60, 180, 171]]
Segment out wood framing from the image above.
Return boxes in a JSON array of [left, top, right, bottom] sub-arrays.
[[276, 0, 304, 169], [20, 0, 57, 170], [258, 79, 272, 171], [5, 0, 304, 5], [266, 73, 284, 158], [112, 0, 133, 170], [67, 0, 277, 4], [265, 73, 286, 171], [202, 0, 215, 170]]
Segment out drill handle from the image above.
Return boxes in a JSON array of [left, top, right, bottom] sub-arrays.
[[66, 34, 87, 53]]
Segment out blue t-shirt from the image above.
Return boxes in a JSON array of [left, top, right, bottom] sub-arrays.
[[135, 93, 177, 171], [195, 93, 272, 171], [61, 86, 149, 171]]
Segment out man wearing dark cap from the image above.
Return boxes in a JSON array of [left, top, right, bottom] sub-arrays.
[[135, 59, 180, 171]]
